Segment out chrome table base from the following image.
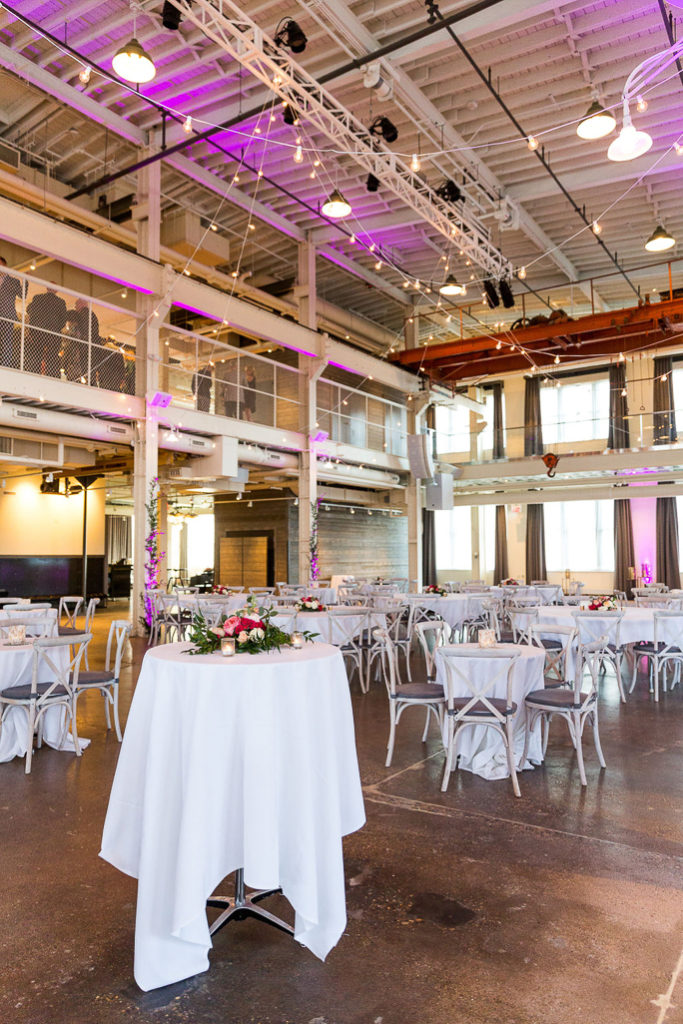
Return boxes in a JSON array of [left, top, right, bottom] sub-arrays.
[[207, 868, 294, 938]]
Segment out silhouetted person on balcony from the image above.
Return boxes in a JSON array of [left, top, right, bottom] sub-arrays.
[[241, 364, 257, 421], [66, 297, 101, 383], [27, 285, 67, 377], [192, 364, 213, 412], [0, 257, 25, 368]]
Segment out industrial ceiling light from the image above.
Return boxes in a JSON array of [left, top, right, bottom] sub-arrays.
[[321, 189, 351, 219], [366, 173, 380, 193], [436, 179, 462, 203], [607, 118, 652, 161], [274, 18, 307, 53], [576, 100, 616, 140], [499, 279, 515, 308], [369, 116, 398, 144], [483, 279, 500, 308], [112, 36, 156, 84], [439, 275, 466, 296], [645, 224, 675, 252]]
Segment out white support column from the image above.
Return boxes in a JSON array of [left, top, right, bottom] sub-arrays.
[[403, 299, 419, 350], [298, 355, 326, 584], [407, 396, 430, 590], [132, 411, 159, 636], [295, 235, 317, 331]]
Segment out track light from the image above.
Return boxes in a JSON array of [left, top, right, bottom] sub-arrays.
[[483, 280, 500, 308], [366, 173, 380, 193], [321, 189, 351, 219], [369, 116, 398, 144], [607, 117, 652, 161], [439, 275, 466, 296], [112, 37, 156, 84], [576, 100, 616, 140], [162, 1, 187, 30], [436, 179, 462, 203], [645, 224, 675, 252], [499, 279, 515, 308], [274, 18, 307, 53]]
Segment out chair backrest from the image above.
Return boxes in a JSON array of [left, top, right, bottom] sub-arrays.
[[32, 633, 91, 698], [105, 619, 132, 677], [465, 579, 485, 586], [249, 587, 276, 595], [644, 583, 668, 593], [571, 610, 623, 647], [568, 581, 585, 597], [0, 616, 53, 639], [634, 593, 673, 608], [575, 639, 603, 701], [414, 619, 450, 679], [83, 597, 100, 632], [58, 595, 83, 627], [530, 580, 549, 586], [508, 607, 539, 643], [436, 646, 520, 721], [508, 595, 539, 608], [372, 628, 400, 697], [0, 598, 21, 606], [652, 610, 683, 652], [527, 623, 576, 679], [326, 606, 368, 647]]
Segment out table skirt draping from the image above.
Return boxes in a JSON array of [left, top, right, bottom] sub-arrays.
[[537, 606, 655, 645], [435, 644, 546, 780], [100, 641, 365, 992]]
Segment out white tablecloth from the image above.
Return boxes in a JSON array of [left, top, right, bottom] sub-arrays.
[[100, 641, 365, 992], [435, 643, 545, 780], [0, 607, 58, 635], [271, 609, 385, 644], [493, 585, 563, 604], [408, 594, 487, 629], [537, 605, 654, 645], [0, 641, 84, 761], [307, 587, 337, 605]]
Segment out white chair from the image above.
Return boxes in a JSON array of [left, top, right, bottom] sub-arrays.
[[324, 607, 368, 691], [629, 610, 683, 701], [365, 602, 406, 690], [437, 646, 522, 797], [571, 610, 626, 703], [634, 593, 675, 609], [522, 639, 606, 787], [249, 587, 276, 596], [145, 589, 165, 646], [526, 623, 577, 688], [562, 582, 585, 606], [375, 629, 445, 767], [158, 595, 193, 643], [0, 633, 90, 773], [508, 606, 539, 644], [0, 616, 53, 640], [71, 619, 131, 741], [59, 597, 99, 666], [414, 619, 450, 682], [58, 596, 83, 635]]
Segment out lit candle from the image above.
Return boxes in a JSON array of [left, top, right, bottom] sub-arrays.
[[8, 624, 26, 645], [478, 629, 496, 649], [221, 637, 236, 657], [291, 631, 304, 649]]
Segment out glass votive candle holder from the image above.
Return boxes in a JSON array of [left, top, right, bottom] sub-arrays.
[[478, 629, 496, 649], [8, 624, 26, 645], [221, 637, 236, 657], [291, 631, 304, 649]]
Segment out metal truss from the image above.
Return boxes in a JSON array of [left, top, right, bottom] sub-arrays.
[[168, 0, 512, 279]]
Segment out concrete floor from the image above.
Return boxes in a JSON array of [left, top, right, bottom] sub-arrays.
[[1, 601, 682, 1024]]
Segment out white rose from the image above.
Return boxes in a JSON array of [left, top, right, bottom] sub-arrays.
[[250, 627, 265, 640], [237, 631, 249, 644]]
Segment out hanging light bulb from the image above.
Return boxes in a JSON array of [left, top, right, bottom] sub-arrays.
[[349, 233, 356, 244], [527, 135, 539, 151], [321, 189, 351, 219], [644, 224, 675, 252], [293, 145, 303, 163], [607, 115, 652, 161], [78, 65, 92, 86], [410, 153, 421, 172], [576, 100, 615, 140], [636, 95, 648, 113], [112, 37, 156, 84], [554, 354, 560, 364], [439, 275, 466, 296], [182, 115, 192, 134], [592, 220, 602, 235], [518, 266, 527, 280], [374, 259, 383, 270]]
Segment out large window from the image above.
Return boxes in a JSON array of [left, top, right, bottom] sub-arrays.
[[540, 377, 609, 445], [544, 500, 614, 571], [435, 506, 472, 571], [435, 403, 470, 454]]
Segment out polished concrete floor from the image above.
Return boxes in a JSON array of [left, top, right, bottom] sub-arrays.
[[1, 602, 682, 1024]]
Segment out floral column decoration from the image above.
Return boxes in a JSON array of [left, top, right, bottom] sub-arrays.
[[309, 497, 321, 583], [143, 476, 165, 629]]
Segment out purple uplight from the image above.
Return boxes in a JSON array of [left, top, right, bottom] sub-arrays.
[[327, 360, 365, 376]]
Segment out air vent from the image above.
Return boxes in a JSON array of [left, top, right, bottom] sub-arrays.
[[106, 424, 129, 437], [0, 436, 11, 455], [12, 408, 39, 421], [190, 438, 210, 449]]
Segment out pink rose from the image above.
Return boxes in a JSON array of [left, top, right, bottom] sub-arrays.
[[209, 626, 225, 638], [223, 616, 241, 636]]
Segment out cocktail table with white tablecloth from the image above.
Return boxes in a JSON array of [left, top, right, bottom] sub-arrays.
[[406, 594, 487, 630], [100, 641, 365, 992], [435, 643, 546, 780], [537, 605, 655, 645]]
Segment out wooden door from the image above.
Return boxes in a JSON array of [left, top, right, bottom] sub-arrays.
[[218, 532, 271, 588]]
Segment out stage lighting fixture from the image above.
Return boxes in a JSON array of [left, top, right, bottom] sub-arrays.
[[484, 279, 500, 308], [162, 1, 187, 30], [369, 116, 398, 144], [274, 18, 307, 53], [499, 279, 515, 308], [366, 173, 380, 192], [436, 179, 462, 203], [282, 104, 298, 126]]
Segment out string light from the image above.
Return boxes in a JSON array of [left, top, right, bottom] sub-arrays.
[[293, 145, 303, 163], [636, 95, 648, 113], [209, 223, 218, 232], [527, 135, 539, 151], [78, 66, 91, 85], [554, 354, 560, 364], [410, 153, 421, 172], [518, 266, 527, 280], [592, 220, 602, 234], [183, 115, 193, 134]]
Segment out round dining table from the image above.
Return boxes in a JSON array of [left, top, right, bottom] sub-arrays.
[[536, 604, 656, 644], [271, 607, 386, 643], [100, 640, 365, 992], [407, 593, 488, 630]]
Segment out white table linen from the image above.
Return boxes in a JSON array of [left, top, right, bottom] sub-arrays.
[[407, 594, 487, 629], [272, 609, 385, 643], [307, 586, 337, 605], [100, 641, 365, 992], [0, 641, 85, 761], [435, 643, 545, 780], [0, 607, 58, 635], [537, 605, 655, 645]]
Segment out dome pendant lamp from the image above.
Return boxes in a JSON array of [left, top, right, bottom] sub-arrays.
[[576, 100, 616, 140], [607, 111, 652, 162], [644, 224, 675, 252], [113, 36, 156, 83], [439, 275, 466, 296], [321, 189, 351, 219]]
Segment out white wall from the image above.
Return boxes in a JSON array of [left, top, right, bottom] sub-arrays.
[[0, 477, 105, 556]]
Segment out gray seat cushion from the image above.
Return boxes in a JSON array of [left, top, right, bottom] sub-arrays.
[[525, 688, 591, 709], [392, 682, 444, 700], [0, 681, 68, 700], [448, 697, 517, 716], [70, 670, 114, 687], [538, 638, 563, 650], [58, 626, 81, 637]]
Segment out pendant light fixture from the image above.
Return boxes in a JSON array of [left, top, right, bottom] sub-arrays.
[[607, 116, 652, 161], [644, 224, 675, 252], [576, 100, 616, 140], [439, 275, 466, 296], [113, 7, 156, 85], [321, 189, 351, 219]]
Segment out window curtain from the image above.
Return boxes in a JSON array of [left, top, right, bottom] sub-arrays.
[[494, 505, 509, 583], [614, 498, 635, 598], [524, 377, 543, 456], [525, 504, 547, 582], [608, 364, 630, 449], [653, 355, 677, 445], [422, 405, 437, 584], [656, 496, 681, 590], [105, 514, 132, 564], [492, 382, 505, 459]]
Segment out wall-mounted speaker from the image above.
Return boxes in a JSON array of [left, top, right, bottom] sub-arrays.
[[407, 433, 435, 479], [424, 473, 454, 511]]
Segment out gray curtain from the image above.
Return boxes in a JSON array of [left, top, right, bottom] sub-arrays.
[[614, 499, 635, 598], [525, 504, 546, 582], [608, 364, 630, 449], [422, 508, 436, 584], [105, 514, 132, 564], [524, 377, 543, 456], [653, 356, 677, 445], [656, 496, 681, 590], [492, 382, 505, 459], [494, 505, 509, 583]]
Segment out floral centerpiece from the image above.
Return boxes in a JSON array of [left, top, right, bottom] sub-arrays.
[[296, 596, 326, 612], [424, 584, 447, 597], [186, 598, 315, 655], [501, 578, 520, 586], [587, 595, 618, 611], [212, 584, 240, 595]]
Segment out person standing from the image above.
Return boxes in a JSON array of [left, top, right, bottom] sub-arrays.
[[67, 297, 100, 383], [27, 285, 68, 377], [241, 363, 257, 422], [192, 364, 213, 412], [0, 257, 25, 368]]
